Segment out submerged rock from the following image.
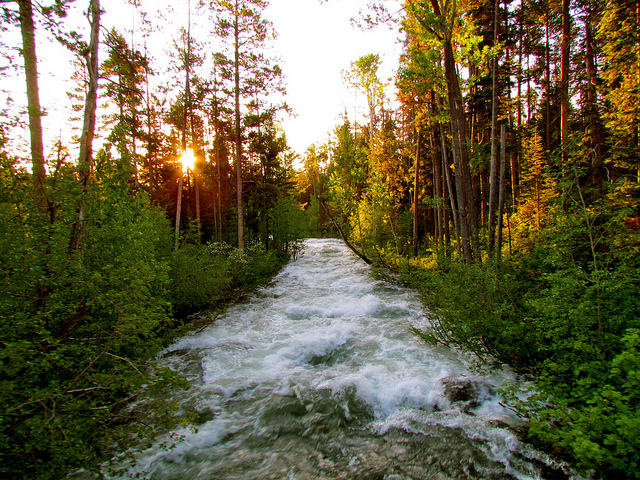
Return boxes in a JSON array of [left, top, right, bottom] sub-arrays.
[[440, 376, 498, 413], [441, 376, 479, 403]]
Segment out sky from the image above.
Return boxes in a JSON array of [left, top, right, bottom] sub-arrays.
[[5, 0, 404, 160], [264, 0, 403, 154]]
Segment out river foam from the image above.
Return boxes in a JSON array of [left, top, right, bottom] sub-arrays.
[[107, 238, 579, 480]]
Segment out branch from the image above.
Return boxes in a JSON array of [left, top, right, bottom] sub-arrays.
[[65, 386, 113, 394], [317, 197, 372, 265], [105, 352, 145, 376]]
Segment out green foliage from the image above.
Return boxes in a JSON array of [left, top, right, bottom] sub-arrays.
[[528, 329, 640, 477], [170, 239, 285, 318], [403, 181, 640, 477], [405, 256, 542, 370], [0, 151, 177, 478], [0, 138, 289, 477]]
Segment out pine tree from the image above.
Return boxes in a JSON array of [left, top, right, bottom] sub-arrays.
[[205, 0, 282, 249]]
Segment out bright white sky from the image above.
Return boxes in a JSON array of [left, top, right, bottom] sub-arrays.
[[264, 0, 403, 154], [6, 0, 403, 160]]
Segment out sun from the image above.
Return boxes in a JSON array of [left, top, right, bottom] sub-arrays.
[[180, 149, 197, 171]]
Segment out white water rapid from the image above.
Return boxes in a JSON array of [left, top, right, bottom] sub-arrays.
[[109, 238, 576, 479]]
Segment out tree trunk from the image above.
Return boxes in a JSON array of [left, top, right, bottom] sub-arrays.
[[413, 129, 420, 257], [78, 0, 100, 186], [561, 0, 571, 178], [69, 0, 101, 251], [441, 122, 461, 258], [174, 175, 183, 251], [18, 0, 46, 204], [190, 115, 201, 240], [216, 124, 223, 242], [585, 19, 604, 188], [488, 0, 500, 253], [195, 169, 201, 237], [496, 124, 507, 259], [443, 40, 474, 263], [545, 6, 551, 157], [425, 0, 475, 262], [234, 1, 245, 249], [433, 132, 444, 252], [514, 3, 522, 210]]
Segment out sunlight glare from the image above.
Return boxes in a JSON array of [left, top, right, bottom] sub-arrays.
[[181, 149, 197, 171]]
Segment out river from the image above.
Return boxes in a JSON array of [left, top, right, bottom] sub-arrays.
[[108, 238, 577, 479]]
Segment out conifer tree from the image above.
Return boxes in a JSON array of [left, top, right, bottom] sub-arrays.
[[204, 0, 281, 249]]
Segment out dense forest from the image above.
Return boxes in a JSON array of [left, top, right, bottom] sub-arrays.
[[1, 0, 639, 478], [298, 0, 640, 478]]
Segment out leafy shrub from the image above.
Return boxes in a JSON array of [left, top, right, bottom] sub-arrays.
[[0, 153, 175, 479], [170, 239, 285, 318], [405, 189, 640, 478]]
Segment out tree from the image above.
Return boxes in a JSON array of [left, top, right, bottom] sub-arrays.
[[343, 53, 386, 143], [206, 54, 234, 242], [102, 28, 148, 171], [206, 0, 282, 249], [560, 0, 571, 182], [78, 0, 100, 186], [487, 0, 501, 252], [405, 0, 478, 263], [16, 0, 46, 204], [598, 0, 640, 182]]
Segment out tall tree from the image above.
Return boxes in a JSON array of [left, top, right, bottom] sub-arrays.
[[102, 28, 148, 170], [343, 53, 386, 143], [599, 0, 640, 181], [78, 0, 100, 187], [406, 0, 477, 263], [487, 0, 501, 252], [207, 0, 280, 249], [560, 0, 571, 180], [16, 0, 46, 203]]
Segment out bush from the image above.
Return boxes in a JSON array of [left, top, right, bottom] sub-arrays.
[[405, 189, 640, 478], [170, 239, 285, 318], [0, 154, 175, 479]]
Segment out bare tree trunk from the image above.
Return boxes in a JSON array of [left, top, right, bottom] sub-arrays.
[[195, 169, 201, 237], [423, 0, 475, 263], [79, 0, 100, 185], [488, 0, 500, 253], [68, 0, 101, 251], [545, 6, 551, 157], [413, 129, 420, 257], [433, 132, 444, 252], [234, 0, 245, 249], [585, 19, 603, 188], [18, 0, 46, 204], [174, 175, 183, 251], [442, 40, 474, 263], [189, 116, 201, 240], [496, 124, 507, 260], [561, 0, 571, 180], [318, 198, 371, 265], [441, 123, 461, 258]]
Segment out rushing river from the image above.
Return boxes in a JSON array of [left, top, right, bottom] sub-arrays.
[[110, 238, 576, 479]]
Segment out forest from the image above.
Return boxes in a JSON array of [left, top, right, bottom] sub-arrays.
[[1, 0, 639, 478]]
